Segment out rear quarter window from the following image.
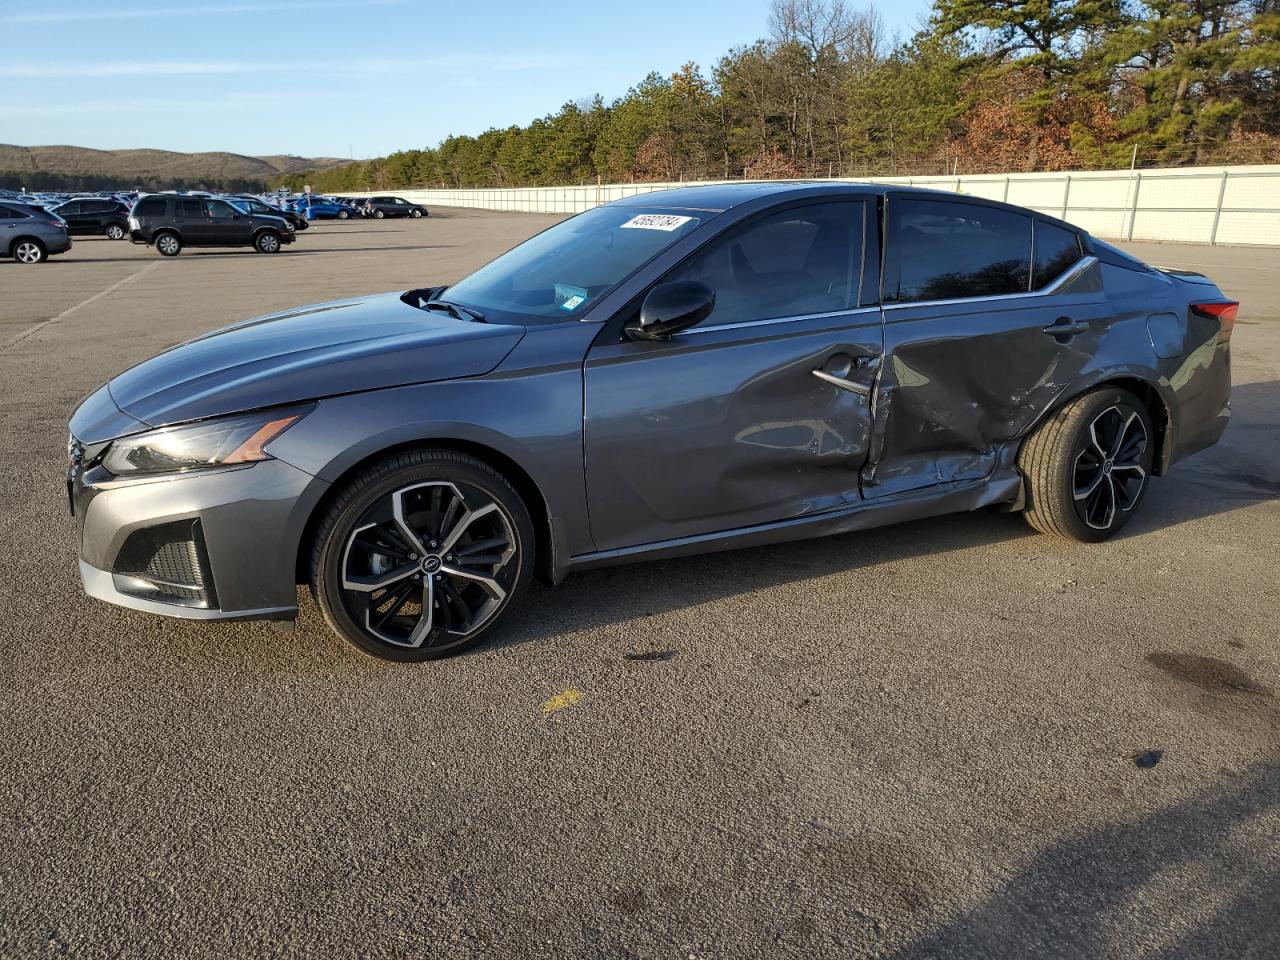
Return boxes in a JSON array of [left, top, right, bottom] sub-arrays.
[[134, 196, 166, 217], [1032, 221, 1083, 290]]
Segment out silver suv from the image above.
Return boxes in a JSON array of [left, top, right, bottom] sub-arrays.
[[0, 202, 72, 264]]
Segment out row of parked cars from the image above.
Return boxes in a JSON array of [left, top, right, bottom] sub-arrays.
[[0, 188, 428, 262]]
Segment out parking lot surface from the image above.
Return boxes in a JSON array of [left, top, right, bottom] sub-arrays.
[[1, 214, 1277, 959]]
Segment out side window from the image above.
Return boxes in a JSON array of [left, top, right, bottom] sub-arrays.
[[204, 200, 237, 219], [887, 199, 1032, 303], [1032, 221, 1083, 290], [0, 204, 23, 219], [59, 201, 82, 216], [665, 202, 865, 327], [178, 199, 203, 218], [134, 196, 165, 217]]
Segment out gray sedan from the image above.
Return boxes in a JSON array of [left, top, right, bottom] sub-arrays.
[[67, 182, 1235, 661]]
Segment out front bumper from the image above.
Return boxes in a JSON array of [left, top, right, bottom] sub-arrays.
[[71, 453, 327, 622]]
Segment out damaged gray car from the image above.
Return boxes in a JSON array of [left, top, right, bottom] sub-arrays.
[[68, 183, 1235, 661]]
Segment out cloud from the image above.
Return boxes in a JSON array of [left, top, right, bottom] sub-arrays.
[[0, 55, 562, 81], [0, 0, 401, 24]]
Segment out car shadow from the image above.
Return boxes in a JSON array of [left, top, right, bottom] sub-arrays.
[[882, 758, 1280, 958], [49, 244, 452, 264]]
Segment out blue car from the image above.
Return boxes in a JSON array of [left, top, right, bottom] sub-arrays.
[[290, 197, 359, 221]]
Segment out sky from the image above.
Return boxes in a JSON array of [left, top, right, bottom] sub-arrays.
[[0, 0, 933, 159]]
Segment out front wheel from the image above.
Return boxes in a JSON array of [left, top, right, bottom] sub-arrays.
[[105, 223, 126, 240], [411, 209, 423, 218], [311, 449, 535, 661], [338, 210, 350, 220], [255, 230, 281, 254], [1018, 387, 1155, 542]]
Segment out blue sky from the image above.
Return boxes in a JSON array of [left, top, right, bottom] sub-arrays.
[[0, 0, 933, 159]]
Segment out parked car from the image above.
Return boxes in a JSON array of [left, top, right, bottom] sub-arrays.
[[127, 194, 294, 256], [362, 196, 427, 219], [290, 197, 356, 220], [50, 198, 132, 239], [67, 183, 1234, 661], [227, 197, 309, 231], [1, 201, 72, 263]]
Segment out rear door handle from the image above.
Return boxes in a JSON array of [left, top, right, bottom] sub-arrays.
[[1043, 317, 1090, 337]]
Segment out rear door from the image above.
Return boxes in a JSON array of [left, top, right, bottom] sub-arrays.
[[867, 194, 1108, 497], [57, 201, 85, 233], [584, 199, 883, 551], [0, 204, 29, 255], [175, 198, 208, 244]]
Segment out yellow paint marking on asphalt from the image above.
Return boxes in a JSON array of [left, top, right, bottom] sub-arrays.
[[541, 688, 582, 715]]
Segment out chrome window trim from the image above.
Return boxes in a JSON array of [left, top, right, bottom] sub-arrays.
[[883, 255, 1099, 312], [674, 306, 881, 337]]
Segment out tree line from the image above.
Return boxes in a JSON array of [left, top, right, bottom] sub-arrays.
[[282, 0, 1279, 193]]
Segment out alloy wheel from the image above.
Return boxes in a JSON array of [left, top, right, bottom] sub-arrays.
[[14, 241, 43, 263], [157, 234, 180, 256], [1073, 404, 1148, 530], [258, 233, 280, 253], [106, 224, 125, 240], [339, 480, 518, 650]]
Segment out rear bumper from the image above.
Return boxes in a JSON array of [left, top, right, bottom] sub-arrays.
[[46, 234, 73, 254]]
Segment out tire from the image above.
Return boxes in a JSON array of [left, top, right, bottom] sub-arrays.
[[338, 210, 349, 220], [311, 449, 535, 662], [255, 230, 281, 254], [1018, 387, 1155, 542], [411, 209, 423, 218], [155, 232, 182, 257], [373, 209, 385, 219], [11, 238, 46, 264], [105, 223, 126, 240]]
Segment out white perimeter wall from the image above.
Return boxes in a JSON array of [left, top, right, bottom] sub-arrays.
[[349, 164, 1280, 246]]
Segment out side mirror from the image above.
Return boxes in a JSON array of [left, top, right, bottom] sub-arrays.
[[626, 281, 716, 341]]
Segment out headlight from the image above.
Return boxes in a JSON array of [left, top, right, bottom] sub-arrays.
[[101, 407, 309, 476]]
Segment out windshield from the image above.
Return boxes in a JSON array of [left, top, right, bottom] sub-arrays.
[[442, 205, 707, 323]]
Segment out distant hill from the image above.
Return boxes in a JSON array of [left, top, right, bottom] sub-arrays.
[[0, 144, 352, 191]]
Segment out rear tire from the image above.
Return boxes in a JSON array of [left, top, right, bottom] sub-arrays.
[[374, 209, 385, 219], [155, 231, 181, 257], [12, 239, 46, 264], [338, 210, 350, 220], [105, 223, 126, 240], [1018, 387, 1155, 542], [310, 449, 535, 662], [255, 230, 281, 254]]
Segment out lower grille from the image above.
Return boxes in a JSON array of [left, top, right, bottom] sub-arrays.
[[112, 519, 218, 609]]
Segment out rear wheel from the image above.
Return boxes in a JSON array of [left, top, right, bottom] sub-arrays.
[[105, 223, 126, 240], [1018, 387, 1155, 542], [311, 449, 535, 661], [373, 209, 385, 219], [155, 232, 181, 257], [255, 230, 281, 254], [338, 210, 350, 220], [12, 239, 46, 264]]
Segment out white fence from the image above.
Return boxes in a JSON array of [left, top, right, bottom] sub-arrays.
[[352, 164, 1280, 246]]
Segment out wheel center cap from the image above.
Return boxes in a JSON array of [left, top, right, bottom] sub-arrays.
[[421, 555, 442, 574], [1103, 459, 1114, 475]]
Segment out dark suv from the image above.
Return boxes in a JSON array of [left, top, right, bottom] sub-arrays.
[[51, 198, 132, 240], [362, 196, 428, 219], [128, 194, 295, 256]]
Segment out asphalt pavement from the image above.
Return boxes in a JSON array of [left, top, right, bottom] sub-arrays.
[[1, 213, 1277, 959]]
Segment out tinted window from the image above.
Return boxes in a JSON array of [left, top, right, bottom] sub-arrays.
[[58, 201, 82, 215], [665, 202, 864, 326], [204, 200, 237, 219], [134, 196, 166, 217], [178, 199, 203, 218], [1032, 221, 1083, 290], [0, 204, 24, 219], [888, 199, 1032, 302]]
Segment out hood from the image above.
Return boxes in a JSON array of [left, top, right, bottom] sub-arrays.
[[108, 292, 525, 427]]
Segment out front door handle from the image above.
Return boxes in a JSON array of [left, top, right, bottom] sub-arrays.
[[812, 353, 872, 397], [1043, 317, 1090, 338]]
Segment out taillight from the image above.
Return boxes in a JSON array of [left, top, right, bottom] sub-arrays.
[[1191, 301, 1239, 341]]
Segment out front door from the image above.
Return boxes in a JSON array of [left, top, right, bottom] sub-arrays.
[[201, 199, 247, 245], [584, 200, 882, 552], [866, 194, 1108, 497]]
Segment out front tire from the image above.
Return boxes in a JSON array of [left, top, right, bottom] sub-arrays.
[[255, 230, 281, 254], [1018, 387, 1155, 542], [311, 449, 535, 662], [338, 210, 350, 220], [411, 209, 423, 218]]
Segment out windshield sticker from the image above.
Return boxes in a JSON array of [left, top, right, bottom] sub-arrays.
[[620, 214, 695, 232], [556, 283, 589, 311]]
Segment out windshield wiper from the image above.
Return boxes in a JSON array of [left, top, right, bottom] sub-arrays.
[[424, 299, 486, 323]]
